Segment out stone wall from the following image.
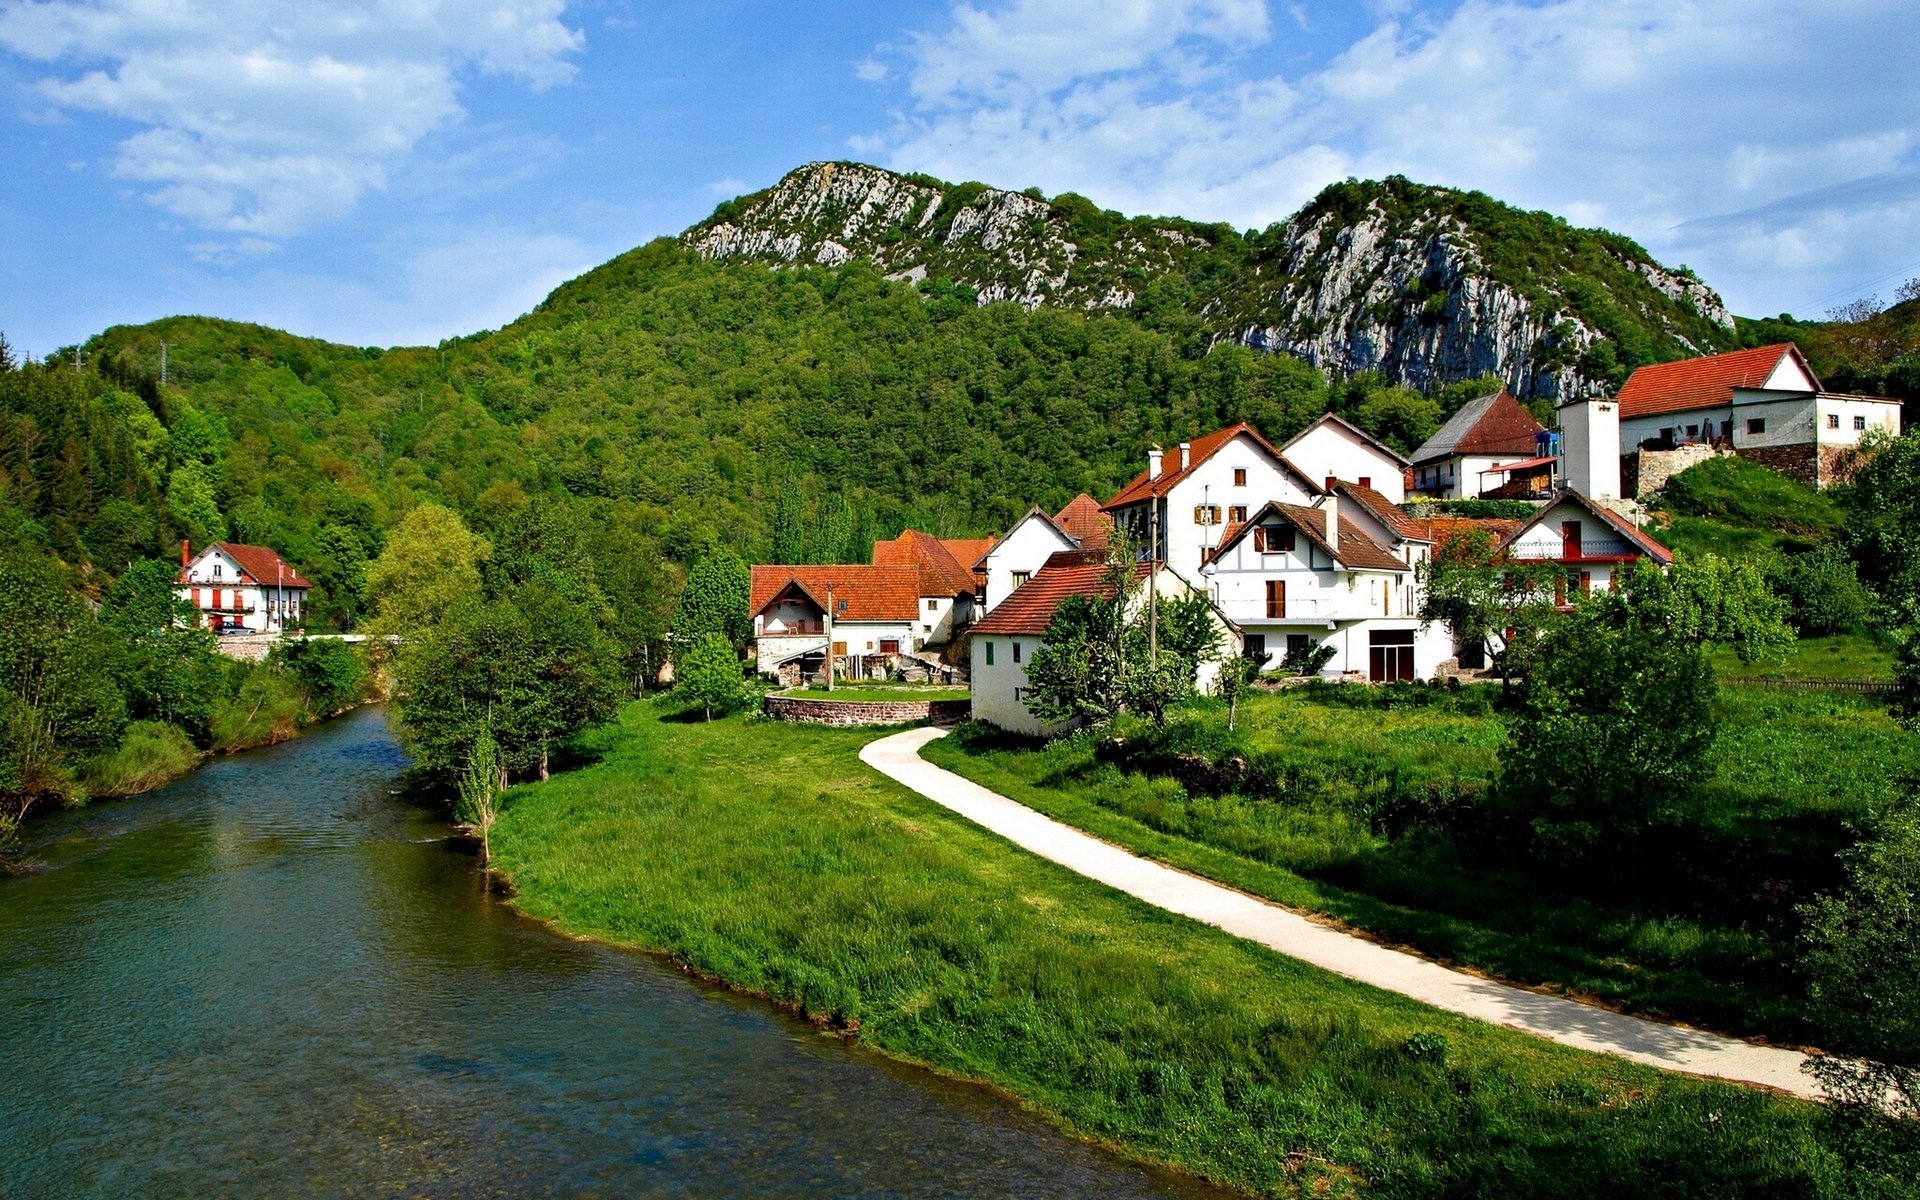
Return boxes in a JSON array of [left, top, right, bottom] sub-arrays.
[[763, 695, 972, 727], [213, 633, 279, 662], [1632, 444, 1728, 499], [1734, 443, 1820, 488]]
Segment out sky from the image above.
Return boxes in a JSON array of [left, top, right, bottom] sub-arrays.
[[3, 0, 1919, 359]]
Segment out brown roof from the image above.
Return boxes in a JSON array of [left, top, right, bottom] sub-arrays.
[[970, 551, 1151, 636], [1615, 344, 1812, 420], [1405, 516, 1522, 549], [750, 564, 932, 622], [1052, 493, 1112, 550], [1494, 491, 1674, 565], [180, 542, 313, 589], [871, 530, 977, 596], [1103, 422, 1320, 509], [1409, 390, 1544, 464], [940, 537, 997, 573], [1330, 480, 1424, 541], [1207, 501, 1407, 572]]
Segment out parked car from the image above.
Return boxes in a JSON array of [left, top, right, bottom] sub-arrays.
[[214, 622, 249, 636]]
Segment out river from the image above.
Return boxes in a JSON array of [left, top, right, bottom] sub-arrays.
[[0, 705, 1231, 1198]]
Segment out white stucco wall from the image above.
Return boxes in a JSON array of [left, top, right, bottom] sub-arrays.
[[1285, 422, 1406, 503], [980, 514, 1075, 613], [1559, 398, 1622, 500], [179, 547, 306, 631], [1112, 434, 1318, 571], [969, 634, 1070, 736], [754, 619, 921, 675]]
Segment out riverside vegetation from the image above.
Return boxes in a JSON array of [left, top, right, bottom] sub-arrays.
[[490, 701, 1918, 1199]]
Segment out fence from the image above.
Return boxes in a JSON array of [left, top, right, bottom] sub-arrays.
[[1726, 676, 1897, 696]]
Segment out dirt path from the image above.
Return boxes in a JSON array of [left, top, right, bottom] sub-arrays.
[[862, 726, 1822, 1100]]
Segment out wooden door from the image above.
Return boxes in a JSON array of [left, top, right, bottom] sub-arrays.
[[1560, 520, 1582, 559]]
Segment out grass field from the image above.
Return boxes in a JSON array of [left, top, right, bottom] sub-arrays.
[[1710, 633, 1894, 683], [925, 681, 1918, 1051], [490, 703, 1914, 1198]]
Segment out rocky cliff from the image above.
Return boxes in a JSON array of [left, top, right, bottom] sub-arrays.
[[687, 163, 1738, 401]]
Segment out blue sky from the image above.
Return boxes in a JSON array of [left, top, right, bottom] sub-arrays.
[[4, 0, 1918, 358]]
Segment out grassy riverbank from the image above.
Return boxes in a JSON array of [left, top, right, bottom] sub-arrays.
[[490, 702, 1912, 1198], [923, 682, 1915, 1052]]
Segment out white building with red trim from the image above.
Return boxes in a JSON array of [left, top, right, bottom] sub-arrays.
[[176, 541, 313, 633]]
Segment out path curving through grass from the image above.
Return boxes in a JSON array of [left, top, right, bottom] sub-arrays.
[[862, 726, 1825, 1099]]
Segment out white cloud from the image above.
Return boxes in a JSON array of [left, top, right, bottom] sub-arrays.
[[706, 176, 750, 197], [0, 1, 583, 238], [861, 0, 1920, 315]]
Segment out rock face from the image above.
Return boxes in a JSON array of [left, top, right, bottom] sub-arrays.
[[686, 162, 1739, 401]]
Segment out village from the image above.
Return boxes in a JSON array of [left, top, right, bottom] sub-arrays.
[[744, 341, 1896, 732]]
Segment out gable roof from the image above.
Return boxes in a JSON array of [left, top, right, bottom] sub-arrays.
[[1103, 422, 1322, 510], [1284, 410, 1411, 467], [182, 542, 313, 589], [940, 537, 997, 574], [1615, 343, 1816, 420], [871, 529, 977, 596], [1207, 500, 1408, 572], [1330, 479, 1426, 542], [750, 564, 931, 622], [1494, 491, 1674, 565], [1052, 493, 1112, 550], [1409, 391, 1544, 465], [970, 550, 1151, 636]]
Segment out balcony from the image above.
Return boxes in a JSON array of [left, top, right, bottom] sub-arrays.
[[1508, 536, 1643, 562], [762, 620, 825, 636], [1221, 594, 1415, 625]]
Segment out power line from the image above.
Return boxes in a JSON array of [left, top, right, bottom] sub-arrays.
[[1786, 256, 1920, 318]]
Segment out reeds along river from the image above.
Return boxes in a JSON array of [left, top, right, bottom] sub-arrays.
[[0, 705, 1230, 1199]]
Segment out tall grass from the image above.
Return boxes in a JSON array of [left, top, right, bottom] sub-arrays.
[[491, 702, 1914, 1198]]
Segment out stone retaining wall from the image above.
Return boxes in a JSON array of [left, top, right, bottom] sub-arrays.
[[764, 695, 972, 727]]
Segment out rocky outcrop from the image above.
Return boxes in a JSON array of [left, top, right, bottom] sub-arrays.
[[687, 162, 1739, 402]]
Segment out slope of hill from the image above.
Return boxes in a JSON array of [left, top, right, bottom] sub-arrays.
[[688, 162, 1739, 399]]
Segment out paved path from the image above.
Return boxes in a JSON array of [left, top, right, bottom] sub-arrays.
[[862, 726, 1822, 1100]]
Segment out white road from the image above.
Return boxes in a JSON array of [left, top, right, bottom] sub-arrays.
[[861, 726, 1823, 1100]]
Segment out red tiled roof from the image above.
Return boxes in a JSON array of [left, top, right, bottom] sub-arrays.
[[1053, 493, 1112, 550], [871, 530, 977, 596], [1410, 391, 1544, 464], [1330, 480, 1423, 540], [1208, 501, 1407, 572], [750, 564, 931, 622], [1102, 422, 1320, 510], [1406, 516, 1522, 549], [940, 537, 998, 572], [1615, 344, 1813, 420], [180, 542, 313, 589], [970, 551, 1150, 636]]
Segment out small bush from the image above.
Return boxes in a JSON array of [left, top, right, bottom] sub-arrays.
[[85, 721, 201, 795], [1770, 547, 1875, 637]]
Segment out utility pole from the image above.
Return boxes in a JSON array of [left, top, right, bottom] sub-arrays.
[[824, 586, 836, 693], [1147, 495, 1159, 661], [160, 342, 168, 387], [72, 346, 82, 373]]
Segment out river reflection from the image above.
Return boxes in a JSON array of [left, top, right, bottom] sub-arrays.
[[1, 706, 1231, 1199]]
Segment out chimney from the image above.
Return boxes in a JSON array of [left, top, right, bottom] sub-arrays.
[[1177, 442, 1190, 471], [1148, 445, 1164, 480], [1325, 475, 1338, 493], [1323, 494, 1339, 547], [181, 539, 190, 569]]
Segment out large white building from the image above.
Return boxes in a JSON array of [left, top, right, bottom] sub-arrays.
[[749, 564, 937, 680], [1101, 422, 1322, 573], [176, 541, 312, 633], [1282, 411, 1411, 503], [973, 494, 1110, 614]]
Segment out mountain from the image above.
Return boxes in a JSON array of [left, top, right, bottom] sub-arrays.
[[687, 162, 1739, 401]]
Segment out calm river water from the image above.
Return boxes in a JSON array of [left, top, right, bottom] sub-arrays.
[[1, 706, 1231, 1199]]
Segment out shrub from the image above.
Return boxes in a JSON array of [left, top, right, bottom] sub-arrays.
[[677, 632, 745, 720], [85, 721, 201, 795], [1770, 547, 1874, 637]]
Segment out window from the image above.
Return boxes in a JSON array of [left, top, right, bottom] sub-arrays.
[[1012, 640, 1022, 664], [1855, 415, 1868, 431], [983, 641, 995, 666], [1229, 505, 1247, 525], [213, 563, 223, 579], [925, 598, 937, 611], [1253, 525, 1294, 554], [1721, 419, 1732, 437], [1243, 634, 1266, 663], [1686, 424, 1699, 439], [1265, 579, 1286, 619], [1358, 476, 1371, 489], [1010, 570, 1030, 590], [1368, 629, 1415, 682], [1747, 417, 1766, 435], [879, 639, 900, 656], [1286, 633, 1310, 660], [1233, 467, 1247, 486], [1828, 413, 1841, 429], [1193, 504, 1222, 526]]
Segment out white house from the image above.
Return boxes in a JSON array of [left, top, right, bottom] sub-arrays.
[[871, 529, 992, 645], [1101, 422, 1322, 574], [1282, 412, 1410, 503], [974, 493, 1111, 614], [1407, 390, 1547, 499], [969, 549, 1236, 736], [1200, 496, 1450, 681], [749, 564, 933, 681], [176, 540, 313, 633], [1495, 490, 1674, 604], [1603, 343, 1901, 489]]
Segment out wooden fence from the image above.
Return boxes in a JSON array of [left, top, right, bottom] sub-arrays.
[[1725, 676, 1897, 696]]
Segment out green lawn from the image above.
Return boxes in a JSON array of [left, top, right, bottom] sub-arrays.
[[1711, 634, 1894, 683], [489, 702, 1907, 1198], [780, 685, 972, 702], [925, 683, 1918, 1052]]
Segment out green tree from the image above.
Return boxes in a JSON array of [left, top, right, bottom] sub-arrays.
[[1210, 652, 1263, 732], [1845, 429, 1920, 622], [673, 548, 751, 649], [98, 557, 223, 738], [455, 727, 506, 866], [1800, 792, 1920, 1111], [1615, 555, 1793, 664], [269, 637, 366, 717], [1416, 526, 1563, 688], [677, 632, 745, 721], [1157, 590, 1223, 681], [1769, 546, 1873, 637], [1353, 384, 1443, 456], [365, 503, 491, 635]]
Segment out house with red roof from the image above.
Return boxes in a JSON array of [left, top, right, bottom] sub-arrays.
[[974, 493, 1112, 614], [1101, 422, 1322, 573], [871, 529, 989, 644], [1282, 411, 1411, 503], [1605, 343, 1900, 488], [968, 549, 1234, 735], [176, 540, 313, 633], [1496, 490, 1674, 607], [1407, 390, 1547, 499], [749, 564, 937, 681]]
